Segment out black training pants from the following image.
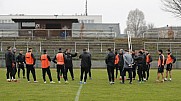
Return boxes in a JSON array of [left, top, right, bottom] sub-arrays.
[[11, 65, 17, 79], [26, 65, 36, 81], [65, 66, 74, 80], [42, 67, 53, 82], [122, 68, 132, 83], [107, 66, 114, 82], [18, 64, 25, 78], [80, 67, 88, 82], [115, 64, 119, 78], [143, 64, 146, 79], [137, 64, 144, 81], [132, 65, 137, 79], [6, 66, 13, 79], [146, 64, 150, 80], [88, 66, 92, 78], [57, 65, 66, 81]]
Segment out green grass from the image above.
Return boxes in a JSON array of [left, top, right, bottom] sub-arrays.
[[0, 68, 181, 101]]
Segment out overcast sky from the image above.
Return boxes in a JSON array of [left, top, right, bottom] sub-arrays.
[[0, 0, 181, 33]]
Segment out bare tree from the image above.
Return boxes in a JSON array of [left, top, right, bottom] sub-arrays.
[[147, 23, 155, 30], [125, 8, 146, 37], [162, 0, 181, 18]]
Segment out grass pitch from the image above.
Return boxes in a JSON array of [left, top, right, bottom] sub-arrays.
[[0, 68, 181, 101]]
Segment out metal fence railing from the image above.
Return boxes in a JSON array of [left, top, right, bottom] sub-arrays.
[[143, 30, 181, 40], [72, 32, 116, 38], [0, 29, 117, 40], [144, 42, 181, 60], [0, 41, 116, 68], [0, 41, 115, 53], [143, 41, 181, 68]]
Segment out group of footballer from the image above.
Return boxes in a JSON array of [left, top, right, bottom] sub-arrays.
[[5, 46, 92, 84], [105, 48, 176, 84], [4, 46, 176, 85]]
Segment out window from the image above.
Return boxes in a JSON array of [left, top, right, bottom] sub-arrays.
[[84, 20, 87, 23], [22, 22, 35, 27], [79, 20, 85, 23], [8, 20, 12, 23], [91, 20, 94, 23], [86, 20, 91, 23]]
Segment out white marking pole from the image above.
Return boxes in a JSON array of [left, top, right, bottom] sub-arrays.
[[127, 31, 132, 52], [40, 42, 41, 52], [75, 84, 83, 101], [26, 42, 29, 52], [75, 42, 77, 52], [88, 42, 90, 52], [1, 42, 2, 52], [101, 42, 102, 52]]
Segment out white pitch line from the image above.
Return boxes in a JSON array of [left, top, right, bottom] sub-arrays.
[[75, 84, 83, 101]]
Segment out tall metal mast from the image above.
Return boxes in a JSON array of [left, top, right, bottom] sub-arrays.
[[85, 0, 88, 16]]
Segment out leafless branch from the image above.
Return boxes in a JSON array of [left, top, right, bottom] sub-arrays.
[[161, 0, 181, 18]]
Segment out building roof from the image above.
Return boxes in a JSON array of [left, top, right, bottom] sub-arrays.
[[12, 18, 79, 23]]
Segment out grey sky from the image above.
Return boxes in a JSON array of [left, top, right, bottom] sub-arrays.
[[0, 0, 181, 33]]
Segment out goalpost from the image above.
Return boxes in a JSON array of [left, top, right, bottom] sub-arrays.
[[127, 31, 132, 52]]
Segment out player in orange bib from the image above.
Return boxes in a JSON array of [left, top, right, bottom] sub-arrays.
[[114, 50, 120, 79], [25, 48, 38, 83], [156, 50, 165, 82], [145, 51, 152, 80], [52, 48, 68, 84], [40, 49, 55, 84], [164, 49, 176, 81]]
